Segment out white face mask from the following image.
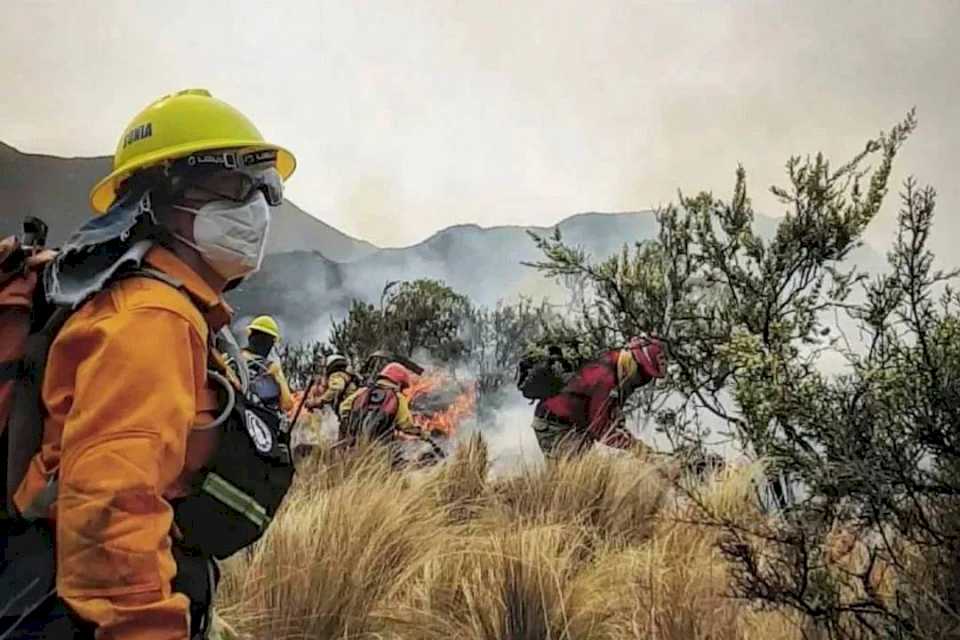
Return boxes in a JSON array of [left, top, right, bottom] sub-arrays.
[[173, 191, 271, 281]]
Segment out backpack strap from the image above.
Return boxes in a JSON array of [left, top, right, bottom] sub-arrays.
[[329, 371, 359, 409], [246, 354, 269, 378], [6, 306, 72, 517], [214, 326, 249, 394]]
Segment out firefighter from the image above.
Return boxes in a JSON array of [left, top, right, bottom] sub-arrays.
[[2, 88, 296, 638], [239, 315, 295, 413], [306, 354, 358, 435], [338, 362, 426, 464], [291, 353, 356, 458], [531, 335, 666, 459]]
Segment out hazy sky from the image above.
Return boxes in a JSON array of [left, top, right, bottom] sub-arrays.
[[2, 1, 957, 257]]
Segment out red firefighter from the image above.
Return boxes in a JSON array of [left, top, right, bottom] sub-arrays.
[[531, 335, 666, 458], [338, 362, 428, 464]]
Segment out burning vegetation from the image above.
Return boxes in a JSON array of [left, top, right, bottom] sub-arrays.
[[405, 370, 477, 438], [287, 369, 479, 445], [264, 112, 959, 638]]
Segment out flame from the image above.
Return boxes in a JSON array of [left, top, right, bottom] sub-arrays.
[[289, 371, 478, 438], [417, 385, 476, 437], [406, 371, 448, 403], [288, 391, 306, 419], [405, 371, 477, 437]]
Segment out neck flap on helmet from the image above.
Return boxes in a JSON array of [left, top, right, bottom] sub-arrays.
[[45, 184, 159, 308]]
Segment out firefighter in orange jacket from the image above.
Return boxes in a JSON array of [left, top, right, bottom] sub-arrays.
[[8, 89, 295, 638]]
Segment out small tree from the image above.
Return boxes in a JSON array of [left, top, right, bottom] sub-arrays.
[[382, 279, 473, 364], [527, 112, 960, 637], [328, 299, 384, 366], [277, 341, 331, 389], [528, 112, 916, 460], [464, 297, 552, 395], [713, 179, 960, 639], [329, 279, 473, 367]]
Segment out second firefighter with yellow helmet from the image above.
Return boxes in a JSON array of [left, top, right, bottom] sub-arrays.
[[240, 315, 295, 413]]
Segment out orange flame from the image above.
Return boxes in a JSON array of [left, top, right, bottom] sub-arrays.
[[288, 390, 306, 419], [288, 375, 328, 420], [289, 371, 478, 437], [418, 385, 476, 437], [406, 371, 477, 437], [406, 371, 448, 403]]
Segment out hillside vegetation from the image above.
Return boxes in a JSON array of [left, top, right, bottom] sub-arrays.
[[265, 111, 960, 639], [216, 438, 801, 640]]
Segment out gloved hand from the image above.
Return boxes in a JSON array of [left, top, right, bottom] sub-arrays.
[[600, 426, 634, 450]]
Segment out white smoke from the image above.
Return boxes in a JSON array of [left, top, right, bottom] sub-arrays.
[[471, 396, 546, 478]]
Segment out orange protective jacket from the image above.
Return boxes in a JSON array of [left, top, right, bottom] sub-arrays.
[[13, 246, 231, 640]]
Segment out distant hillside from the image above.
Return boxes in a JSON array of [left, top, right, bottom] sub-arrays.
[[228, 209, 890, 342], [229, 211, 667, 340], [347, 211, 662, 306], [0, 142, 377, 261]]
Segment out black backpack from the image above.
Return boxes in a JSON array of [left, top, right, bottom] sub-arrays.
[[172, 370, 294, 558], [343, 383, 400, 442], [516, 352, 571, 400]]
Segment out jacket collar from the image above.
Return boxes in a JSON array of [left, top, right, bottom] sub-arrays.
[[144, 245, 233, 330]]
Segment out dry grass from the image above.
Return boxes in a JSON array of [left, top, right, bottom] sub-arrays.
[[216, 436, 801, 640]]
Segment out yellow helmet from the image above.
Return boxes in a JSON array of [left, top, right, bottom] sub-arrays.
[[90, 88, 296, 214], [247, 315, 282, 341]]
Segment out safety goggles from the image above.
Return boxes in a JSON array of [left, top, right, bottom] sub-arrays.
[[169, 149, 285, 206]]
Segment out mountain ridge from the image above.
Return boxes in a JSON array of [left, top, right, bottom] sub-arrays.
[[229, 210, 668, 340]]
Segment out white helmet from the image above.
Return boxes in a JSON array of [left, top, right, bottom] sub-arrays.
[[325, 354, 348, 370]]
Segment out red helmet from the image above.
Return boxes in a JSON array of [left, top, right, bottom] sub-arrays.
[[378, 362, 413, 389], [629, 335, 666, 379]]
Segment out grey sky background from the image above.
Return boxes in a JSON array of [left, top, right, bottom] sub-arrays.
[[1, 1, 957, 260]]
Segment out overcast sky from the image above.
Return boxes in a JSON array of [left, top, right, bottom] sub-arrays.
[[2, 1, 957, 257]]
